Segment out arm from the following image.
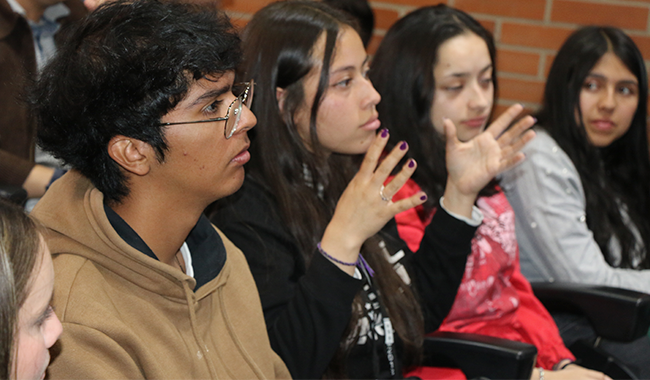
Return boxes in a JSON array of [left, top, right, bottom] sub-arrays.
[[386, 182, 477, 332], [210, 180, 363, 379], [500, 132, 650, 293], [403, 208, 477, 332]]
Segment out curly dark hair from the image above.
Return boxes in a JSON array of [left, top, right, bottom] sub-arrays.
[[32, 0, 241, 203]]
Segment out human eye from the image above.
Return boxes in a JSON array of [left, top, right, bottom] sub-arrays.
[[618, 83, 638, 96], [203, 99, 224, 116], [362, 65, 370, 79], [333, 77, 353, 89], [443, 83, 463, 91], [35, 306, 54, 328], [480, 76, 492, 88], [582, 79, 600, 92]]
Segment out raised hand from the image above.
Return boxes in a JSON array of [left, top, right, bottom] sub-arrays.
[[320, 128, 426, 274], [442, 104, 535, 217]]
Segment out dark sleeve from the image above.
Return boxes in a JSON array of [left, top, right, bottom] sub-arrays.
[[208, 178, 363, 379], [0, 149, 34, 186], [387, 208, 476, 332]]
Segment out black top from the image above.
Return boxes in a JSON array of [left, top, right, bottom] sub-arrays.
[[208, 175, 476, 379], [105, 204, 225, 290]]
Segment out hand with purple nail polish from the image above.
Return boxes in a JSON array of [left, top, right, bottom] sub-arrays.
[[321, 131, 428, 267]]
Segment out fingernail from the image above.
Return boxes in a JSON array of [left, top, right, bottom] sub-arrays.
[[532, 117, 538, 123], [400, 141, 408, 150], [420, 195, 427, 201], [408, 159, 415, 168], [380, 128, 389, 138]]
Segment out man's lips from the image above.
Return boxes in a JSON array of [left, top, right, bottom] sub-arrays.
[[232, 144, 250, 164]]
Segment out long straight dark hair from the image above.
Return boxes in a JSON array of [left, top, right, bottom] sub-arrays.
[[537, 26, 650, 269], [241, 1, 423, 376], [370, 4, 498, 211], [0, 200, 43, 379]]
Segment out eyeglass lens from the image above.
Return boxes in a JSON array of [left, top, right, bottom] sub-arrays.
[[225, 81, 254, 138]]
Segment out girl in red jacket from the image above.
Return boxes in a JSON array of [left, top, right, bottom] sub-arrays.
[[370, 5, 607, 380]]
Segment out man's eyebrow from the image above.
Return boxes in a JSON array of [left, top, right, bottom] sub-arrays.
[[189, 85, 231, 108], [331, 55, 370, 75]]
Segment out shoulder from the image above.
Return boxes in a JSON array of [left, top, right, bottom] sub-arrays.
[[51, 254, 115, 325]]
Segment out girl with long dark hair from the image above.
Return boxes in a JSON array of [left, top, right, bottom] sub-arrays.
[[501, 25, 650, 378], [209, 1, 533, 378], [371, 5, 608, 380], [502, 26, 650, 291]]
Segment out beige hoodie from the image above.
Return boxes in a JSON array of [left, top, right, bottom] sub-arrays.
[[32, 171, 291, 379]]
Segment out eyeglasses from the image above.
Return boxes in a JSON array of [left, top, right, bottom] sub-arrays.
[[159, 80, 255, 139]]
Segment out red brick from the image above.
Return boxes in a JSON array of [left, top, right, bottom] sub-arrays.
[[543, 54, 556, 77], [456, 0, 545, 20], [376, 0, 447, 6], [367, 34, 384, 56], [220, 0, 272, 13], [229, 16, 249, 32], [551, 0, 648, 31], [500, 23, 574, 50], [476, 18, 496, 34], [630, 35, 650, 62], [374, 8, 400, 30], [499, 77, 545, 104], [497, 49, 540, 76]]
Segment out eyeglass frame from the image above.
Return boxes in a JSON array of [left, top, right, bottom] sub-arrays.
[[158, 80, 254, 139]]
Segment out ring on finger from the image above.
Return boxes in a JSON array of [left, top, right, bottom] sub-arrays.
[[379, 185, 392, 202]]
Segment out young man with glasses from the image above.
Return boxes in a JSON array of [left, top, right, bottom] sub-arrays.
[[29, 0, 290, 378]]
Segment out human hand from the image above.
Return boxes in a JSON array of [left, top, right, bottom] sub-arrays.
[[320, 129, 426, 274], [442, 104, 535, 217], [533, 365, 612, 380]]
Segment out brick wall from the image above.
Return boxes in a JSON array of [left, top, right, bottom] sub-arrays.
[[221, 0, 650, 114]]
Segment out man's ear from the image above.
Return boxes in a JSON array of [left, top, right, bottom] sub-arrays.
[[276, 87, 286, 114], [107, 136, 152, 176]]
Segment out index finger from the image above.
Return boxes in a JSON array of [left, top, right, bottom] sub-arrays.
[[485, 103, 525, 139], [358, 128, 390, 177]]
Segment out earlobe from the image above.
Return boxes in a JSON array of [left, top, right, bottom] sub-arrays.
[[107, 136, 151, 176], [276, 87, 286, 113]]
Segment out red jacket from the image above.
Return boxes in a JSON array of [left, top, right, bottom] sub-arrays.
[[393, 179, 574, 370]]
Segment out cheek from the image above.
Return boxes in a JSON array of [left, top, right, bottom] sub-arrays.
[[619, 99, 639, 127], [15, 329, 49, 380]]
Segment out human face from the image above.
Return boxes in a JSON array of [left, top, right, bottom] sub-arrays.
[[578, 52, 639, 147], [293, 26, 381, 155], [15, 237, 61, 380], [157, 71, 257, 205], [431, 32, 494, 142]]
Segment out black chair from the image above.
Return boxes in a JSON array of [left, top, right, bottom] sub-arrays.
[[532, 282, 650, 379], [422, 331, 537, 380], [0, 184, 27, 206], [420, 284, 650, 379]]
